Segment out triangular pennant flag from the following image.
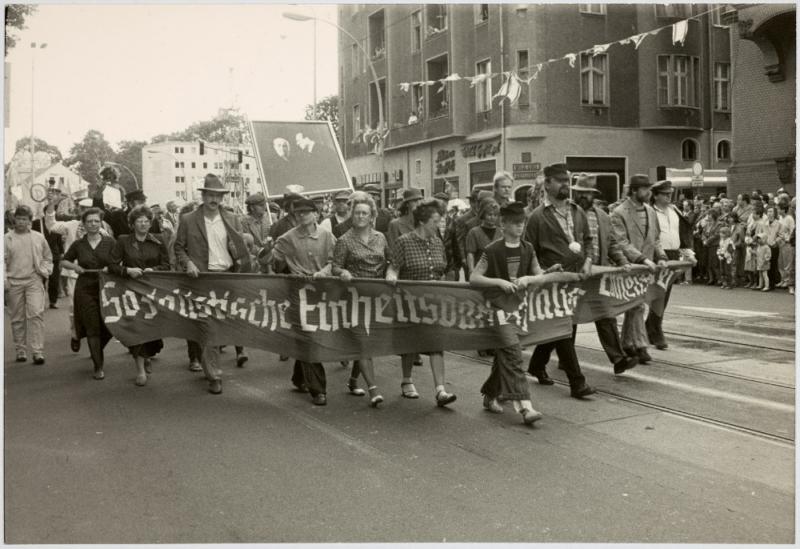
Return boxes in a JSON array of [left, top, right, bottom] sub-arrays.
[[631, 32, 648, 49], [467, 73, 489, 88], [564, 53, 577, 68], [591, 43, 610, 56], [492, 73, 522, 106], [443, 73, 462, 82], [437, 79, 447, 93], [672, 20, 688, 46], [424, 80, 436, 86]]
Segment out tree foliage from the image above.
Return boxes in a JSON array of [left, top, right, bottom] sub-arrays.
[[305, 95, 340, 139], [5, 5, 37, 55], [63, 130, 116, 186], [14, 136, 62, 162], [152, 108, 248, 145], [114, 140, 147, 190]]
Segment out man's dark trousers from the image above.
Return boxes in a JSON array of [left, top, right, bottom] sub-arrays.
[[645, 249, 679, 347], [528, 325, 586, 388]]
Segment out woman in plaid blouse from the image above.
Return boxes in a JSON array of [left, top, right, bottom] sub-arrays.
[[386, 199, 457, 407], [332, 192, 390, 407]]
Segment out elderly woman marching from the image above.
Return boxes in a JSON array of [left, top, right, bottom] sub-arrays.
[[386, 198, 457, 407], [60, 208, 116, 380], [109, 205, 170, 386], [332, 191, 388, 407]]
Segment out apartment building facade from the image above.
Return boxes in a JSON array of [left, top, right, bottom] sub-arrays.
[[141, 140, 261, 208], [339, 3, 734, 202]]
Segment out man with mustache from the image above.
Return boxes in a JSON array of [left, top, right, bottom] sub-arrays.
[[523, 163, 596, 399], [174, 174, 251, 395]]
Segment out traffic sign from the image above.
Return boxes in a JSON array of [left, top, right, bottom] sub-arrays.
[[691, 160, 704, 187]]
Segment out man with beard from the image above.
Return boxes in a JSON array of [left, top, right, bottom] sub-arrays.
[[572, 174, 640, 375], [523, 164, 596, 399], [610, 175, 668, 364], [174, 174, 251, 395]]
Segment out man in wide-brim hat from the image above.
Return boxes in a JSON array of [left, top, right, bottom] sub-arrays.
[[174, 174, 251, 395], [387, 187, 424, 249], [610, 174, 668, 365]]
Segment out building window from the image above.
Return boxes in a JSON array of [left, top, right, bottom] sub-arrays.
[[714, 62, 731, 111], [59, 176, 64, 185], [411, 10, 422, 51], [415, 159, 422, 175], [475, 59, 492, 113], [516, 50, 530, 107], [658, 55, 700, 107], [369, 79, 387, 129], [174, 161, 180, 168], [655, 4, 690, 18], [681, 139, 698, 161], [174, 146, 179, 154], [475, 4, 489, 24], [245, 163, 250, 170], [353, 104, 361, 134], [425, 4, 448, 37], [411, 84, 424, 122], [579, 4, 606, 15], [368, 10, 385, 59], [426, 54, 449, 118], [711, 4, 730, 27], [351, 43, 359, 77], [580, 53, 608, 106], [203, 162, 207, 169], [191, 162, 196, 168], [717, 140, 731, 160]]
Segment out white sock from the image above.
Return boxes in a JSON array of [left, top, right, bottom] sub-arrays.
[[435, 384, 445, 395]]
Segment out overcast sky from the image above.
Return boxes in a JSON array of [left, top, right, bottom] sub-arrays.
[[3, 3, 339, 161]]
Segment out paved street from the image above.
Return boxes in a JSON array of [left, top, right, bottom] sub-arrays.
[[4, 284, 795, 543]]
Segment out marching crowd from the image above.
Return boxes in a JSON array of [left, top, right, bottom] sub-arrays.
[[4, 165, 795, 426]]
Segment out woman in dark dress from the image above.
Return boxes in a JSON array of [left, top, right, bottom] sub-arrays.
[[60, 208, 116, 380], [109, 205, 170, 386]]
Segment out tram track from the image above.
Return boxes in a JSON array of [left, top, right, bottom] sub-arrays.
[[447, 348, 795, 446]]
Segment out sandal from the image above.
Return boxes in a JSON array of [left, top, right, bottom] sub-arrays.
[[436, 390, 457, 408], [347, 378, 366, 396], [400, 382, 419, 399]]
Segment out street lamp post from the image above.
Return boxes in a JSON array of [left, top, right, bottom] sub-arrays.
[[282, 11, 387, 205], [30, 42, 47, 215]]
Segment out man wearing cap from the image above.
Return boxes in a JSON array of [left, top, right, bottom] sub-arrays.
[[362, 184, 392, 234], [523, 163, 596, 398], [611, 175, 669, 364], [387, 187, 424, 250], [241, 192, 273, 274], [272, 197, 336, 405], [647, 180, 693, 350], [269, 192, 303, 241], [174, 174, 251, 395], [572, 174, 640, 375], [320, 190, 351, 235]]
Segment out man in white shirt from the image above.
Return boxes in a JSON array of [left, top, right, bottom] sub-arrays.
[[5, 205, 53, 364], [319, 190, 351, 234], [174, 174, 251, 395], [647, 180, 693, 350]]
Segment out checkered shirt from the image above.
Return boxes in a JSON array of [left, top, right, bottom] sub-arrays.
[[333, 229, 390, 279], [390, 231, 447, 281]]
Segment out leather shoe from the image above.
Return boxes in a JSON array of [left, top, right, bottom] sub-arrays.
[[311, 393, 327, 406], [614, 356, 639, 375], [570, 384, 596, 399], [532, 370, 555, 386], [654, 342, 668, 350], [32, 353, 45, 365], [208, 379, 222, 395], [188, 361, 202, 372], [236, 353, 248, 367], [70, 338, 81, 353], [435, 390, 457, 408], [15, 351, 27, 363], [637, 348, 652, 364]]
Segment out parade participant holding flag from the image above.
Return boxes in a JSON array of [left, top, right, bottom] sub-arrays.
[[386, 198, 457, 407], [332, 192, 389, 408], [60, 208, 117, 380], [173, 174, 251, 395], [523, 163, 596, 399], [610, 175, 668, 364], [109, 205, 170, 387], [470, 201, 544, 425], [272, 197, 336, 406]]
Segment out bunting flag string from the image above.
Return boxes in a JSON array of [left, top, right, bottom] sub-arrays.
[[396, 4, 726, 98]]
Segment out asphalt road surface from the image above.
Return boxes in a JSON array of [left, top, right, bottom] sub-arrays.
[[4, 284, 795, 543]]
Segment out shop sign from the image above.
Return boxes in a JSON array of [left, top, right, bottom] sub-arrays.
[[435, 149, 456, 176], [512, 162, 541, 180], [462, 141, 501, 159]]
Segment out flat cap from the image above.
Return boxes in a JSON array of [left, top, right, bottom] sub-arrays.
[[543, 163, 569, 178], [629, 174, 652, 189], [245, 192, 267, 205]]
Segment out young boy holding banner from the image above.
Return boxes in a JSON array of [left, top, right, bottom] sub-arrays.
[[470, 202, 544, 426]]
